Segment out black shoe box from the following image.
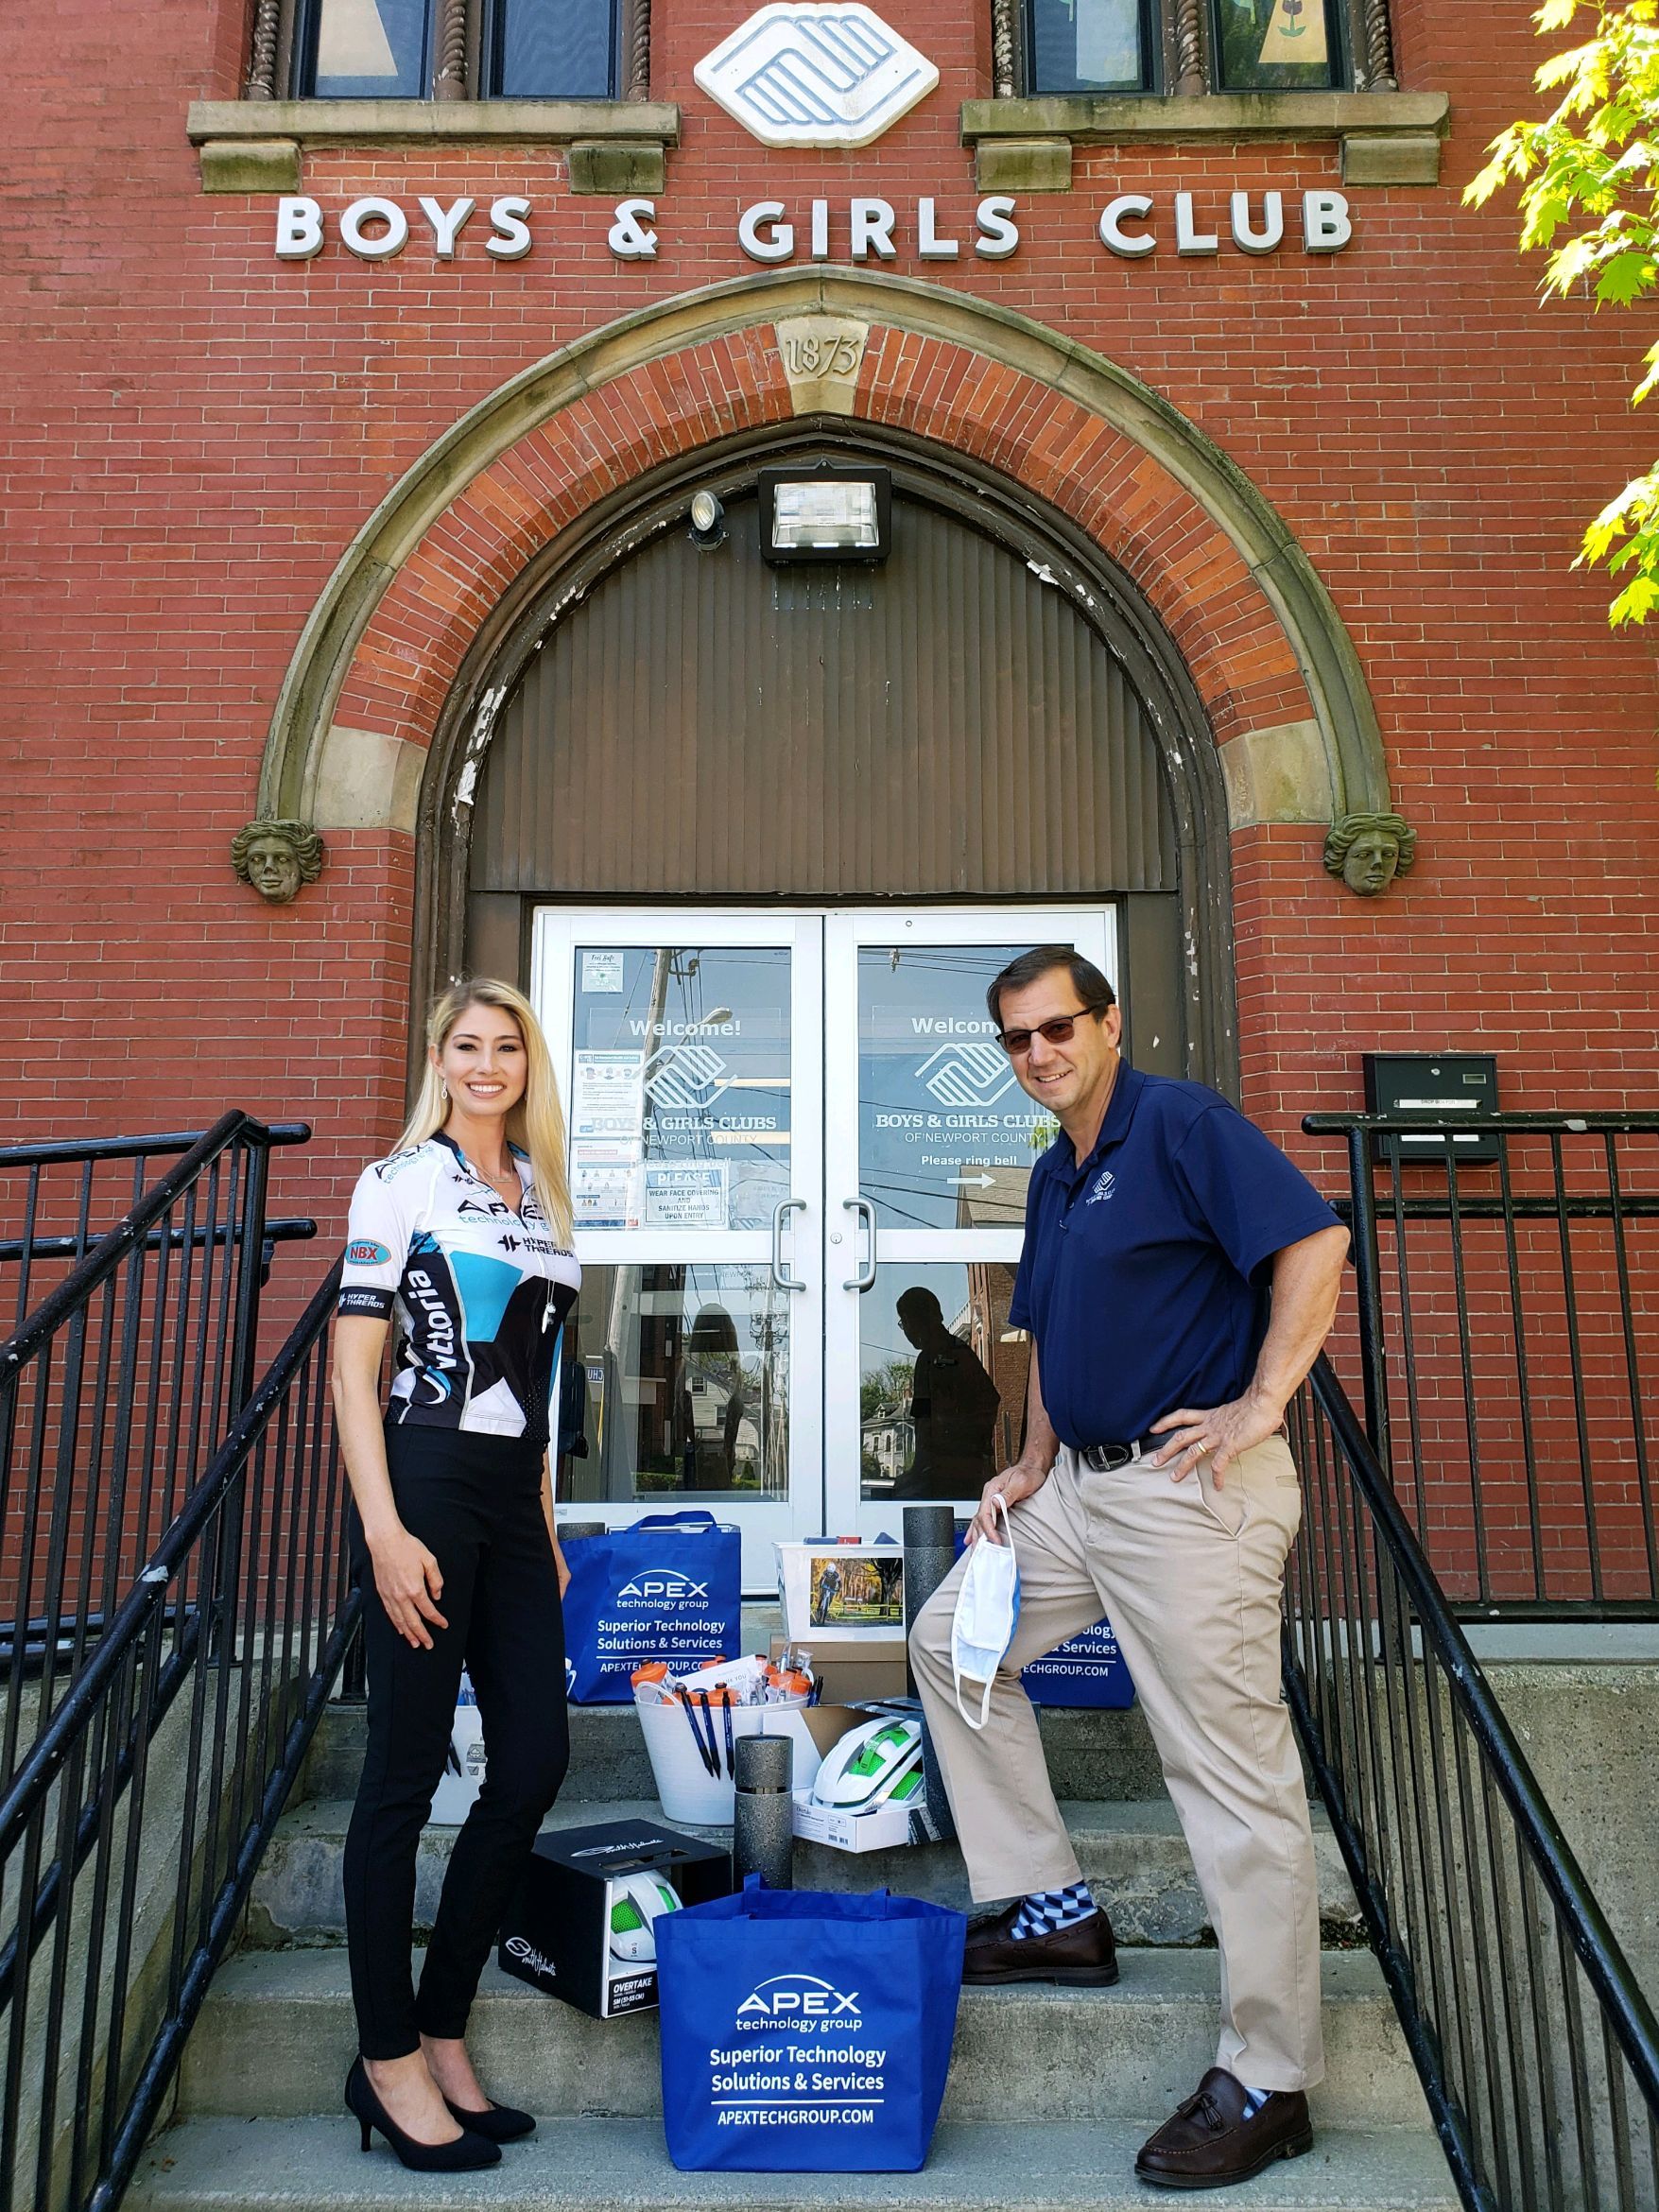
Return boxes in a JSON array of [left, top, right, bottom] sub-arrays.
[[497, 1819, 732, 2020]]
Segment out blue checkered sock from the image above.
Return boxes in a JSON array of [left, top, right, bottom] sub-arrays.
[[1240, 2087, 1272, 2118], [1011, 1880, 1097, 1940]]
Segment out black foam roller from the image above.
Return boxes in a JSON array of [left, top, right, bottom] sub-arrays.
[[904, 1504, 959, 1843]]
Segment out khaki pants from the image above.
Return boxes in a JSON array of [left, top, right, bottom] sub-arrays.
[[909, 1438, 1323, 2092]]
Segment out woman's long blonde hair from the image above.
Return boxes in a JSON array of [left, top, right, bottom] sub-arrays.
[[396, 977, 575, 1244]]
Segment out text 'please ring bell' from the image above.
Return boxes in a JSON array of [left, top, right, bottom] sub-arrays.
[[732, 1733, 795, 1892]]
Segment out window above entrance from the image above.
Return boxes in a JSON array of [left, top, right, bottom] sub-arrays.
[[283, 0, 633, 99], [199, 0, 678, 193], [973, 0, 1445, 190], [1024, 0, 1354, 97], [1012, 0, 1380, 94]]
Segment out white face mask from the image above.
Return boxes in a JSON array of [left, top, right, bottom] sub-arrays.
[[951, 1495, 1021, 1730]]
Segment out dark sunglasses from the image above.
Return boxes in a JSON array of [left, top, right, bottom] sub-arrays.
[[995, 1008, 1105, 1057]]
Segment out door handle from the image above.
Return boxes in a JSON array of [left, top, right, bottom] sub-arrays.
[[843, 1196, 877, 1291], [770, 1198, 806, 1292]]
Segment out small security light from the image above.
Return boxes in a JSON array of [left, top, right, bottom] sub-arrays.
[[758, 466, 892, 564], [689, 490, 725, 546]]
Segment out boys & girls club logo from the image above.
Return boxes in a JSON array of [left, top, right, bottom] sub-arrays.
[[916, 1042, 1017, 1108], [737, 1976, 863, 2031], [615, 1568, 713, 1606], [643, 1042, 730, 1112], [346, 1238, 391, 1265], [694, 3, 937, 149]]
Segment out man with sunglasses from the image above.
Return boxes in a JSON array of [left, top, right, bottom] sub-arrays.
[[909, 944, 1350, 2192]]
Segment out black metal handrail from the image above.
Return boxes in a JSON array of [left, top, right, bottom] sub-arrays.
[[1304, 1111, 1659, 1617], [0, 1115, 313, 1797], [1285, 1353, 1659, 2212], [0, 1262, 357, 2212], [0, 1123, 311, 1324]]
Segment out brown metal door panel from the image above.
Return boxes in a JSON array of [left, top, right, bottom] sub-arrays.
[[469, 488, 1179, 902]]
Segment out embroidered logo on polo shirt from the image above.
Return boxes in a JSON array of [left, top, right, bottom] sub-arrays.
[[1086, 1169, 1116, 1204]]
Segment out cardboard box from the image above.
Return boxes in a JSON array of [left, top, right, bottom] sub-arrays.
[[498, 1818, 731, 2019], [768, 1633, 909, 1705], [790, 1785, 925, 1854]]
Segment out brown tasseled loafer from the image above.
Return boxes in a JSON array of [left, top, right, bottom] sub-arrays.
[[1134, 2066, 1313, 2190], [960, 1900, 1119, 1986]]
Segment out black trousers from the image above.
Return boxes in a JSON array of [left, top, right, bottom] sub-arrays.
[[343, 1426, 569, 2060]]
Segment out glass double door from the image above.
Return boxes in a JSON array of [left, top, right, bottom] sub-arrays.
[[533, 907, 1114, 1584]]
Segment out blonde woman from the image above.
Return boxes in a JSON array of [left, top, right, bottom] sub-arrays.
[[332, 979, 579, 2171]]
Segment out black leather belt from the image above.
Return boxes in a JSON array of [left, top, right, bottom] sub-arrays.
[[1080, 1436, 1160, 1472]]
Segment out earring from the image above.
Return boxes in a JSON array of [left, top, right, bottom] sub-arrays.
[[440, 1080, 450, 1103]]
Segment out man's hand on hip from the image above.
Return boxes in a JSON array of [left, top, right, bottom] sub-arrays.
[[1149, 1388, 1286, 1486], [968, 1458, 1050, 1545]]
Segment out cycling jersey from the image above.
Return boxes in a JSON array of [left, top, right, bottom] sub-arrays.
[[337, 1132, 580, 1443]]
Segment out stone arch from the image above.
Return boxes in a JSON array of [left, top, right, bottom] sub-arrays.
[[256, 267, 1391, 837]]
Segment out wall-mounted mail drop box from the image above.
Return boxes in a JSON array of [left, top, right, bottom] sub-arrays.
[[1362, 1053, 1501, 1165]]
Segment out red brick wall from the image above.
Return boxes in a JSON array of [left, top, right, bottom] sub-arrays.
[[4, 0, 1656, 1334]]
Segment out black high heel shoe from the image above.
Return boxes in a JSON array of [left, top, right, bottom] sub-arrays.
[[344, 2057, 502, 2171], [443, 2095, 536, 2142]]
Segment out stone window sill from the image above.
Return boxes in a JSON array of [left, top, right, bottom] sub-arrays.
[[961, 90, 1450, 191], [187, 97, 680, 194]]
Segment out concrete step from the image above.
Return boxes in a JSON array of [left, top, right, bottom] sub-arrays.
[[246, 1796, 1361, 1952], [178, 1944, 1426, 2130], [130, 2114, 1459, 2212], [300, 1696, 1196, 1807]]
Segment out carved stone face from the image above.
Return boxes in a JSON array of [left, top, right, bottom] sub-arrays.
[[246, 836, 302, 904], [1342, 830, 1401, 897]]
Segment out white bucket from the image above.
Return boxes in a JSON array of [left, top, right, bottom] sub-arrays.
[[634, 1696, 822, 1824]]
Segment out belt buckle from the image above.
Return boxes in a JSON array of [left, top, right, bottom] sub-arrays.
[[1085, 1440, 1141, 1472]]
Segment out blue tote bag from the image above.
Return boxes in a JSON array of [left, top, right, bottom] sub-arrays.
[[657, 1880, 966, 2172], [1020, 1615, 1136, 1709], [561, 1510, 740, 1703]]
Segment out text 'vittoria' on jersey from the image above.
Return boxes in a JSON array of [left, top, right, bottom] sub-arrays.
[[337, 1132, 579, 1444]]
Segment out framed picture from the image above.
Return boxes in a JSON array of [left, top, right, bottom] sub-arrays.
[[777, 1543, 905, 1640]]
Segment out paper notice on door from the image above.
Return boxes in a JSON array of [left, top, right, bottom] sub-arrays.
[[571, 1141, 643, 1228], [571, 1050, 646, 1141], [643, 1162, 730, 1230], [581, 950, 626, 994]]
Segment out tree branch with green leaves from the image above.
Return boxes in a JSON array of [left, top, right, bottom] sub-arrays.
[[1466, 0, 1659, 627]]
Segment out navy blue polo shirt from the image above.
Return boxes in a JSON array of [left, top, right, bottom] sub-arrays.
[[1007, 1064, 1342, 1451]]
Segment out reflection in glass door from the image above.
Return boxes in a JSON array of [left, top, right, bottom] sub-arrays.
[[533, 916, 823, 1583], [823, 913, 1115, 1539], [535, 907, 1115, 1582]]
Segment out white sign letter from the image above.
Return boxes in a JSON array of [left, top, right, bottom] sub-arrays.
[[810, 199, 830, 258], [275, 197, 324, 261], [1098, 193, 1155, 258], [340, 197, 408, 260], [1230, 190, 1284, 256], [849, 199, 896, 259], [1174, 192, 1218, 256], [738, 201, 794, 263], [419, 195, 476, 259], [609, 199, 658, 259], [1303, 189, 1353, 252], [486, 197, 533, 259], [918, 198, 959, 260], [975, 196, 1019, 260]]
